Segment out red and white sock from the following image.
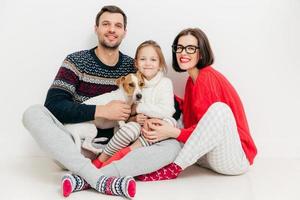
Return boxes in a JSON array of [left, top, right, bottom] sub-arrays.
[[61, 174, 90, 197], [62, 173, 136, 198], [136, 163, 182, 181], [95, 176, 136, 198]]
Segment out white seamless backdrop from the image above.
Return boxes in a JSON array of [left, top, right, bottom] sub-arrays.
[[0, 0, 299, 159]]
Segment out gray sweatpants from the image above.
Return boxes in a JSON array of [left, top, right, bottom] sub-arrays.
[[22, 105, 181, 186]]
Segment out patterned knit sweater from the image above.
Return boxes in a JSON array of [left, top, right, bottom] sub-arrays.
[[44, 47, 135, 133]]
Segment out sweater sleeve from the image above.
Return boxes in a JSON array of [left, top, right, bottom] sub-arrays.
[[137, 78, 175, 119], [177, 124, 198, 143], [176, 73, 221, 143], [44, 59, 96, 124], [44, 88, 96, 124]]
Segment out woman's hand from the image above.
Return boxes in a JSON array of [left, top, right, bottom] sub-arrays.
[[142, 118, 181, 143]]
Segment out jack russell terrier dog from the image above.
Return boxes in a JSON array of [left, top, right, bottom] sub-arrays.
[[65, 72, 145, 154]]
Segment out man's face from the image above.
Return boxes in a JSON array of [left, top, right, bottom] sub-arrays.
[[95, 12, 127, 50]]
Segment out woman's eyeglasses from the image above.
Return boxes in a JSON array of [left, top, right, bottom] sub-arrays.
[[172, 45, 200, 54]]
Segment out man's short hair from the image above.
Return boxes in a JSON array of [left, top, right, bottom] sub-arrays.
[[95, 5, 127, 29]]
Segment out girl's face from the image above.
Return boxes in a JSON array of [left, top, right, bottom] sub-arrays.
[[176, 35, 200, 71], [136, 46, 161, 80]]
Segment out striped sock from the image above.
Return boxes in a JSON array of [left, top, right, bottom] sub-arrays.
[[96, 176, 136, 198], [61, 174, 90, 197]]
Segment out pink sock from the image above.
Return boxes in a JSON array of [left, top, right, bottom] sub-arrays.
[[61, 174, 90, 197], [96, 176, 136, 198], [136, 163, 182, 181], [62, 178, 72, 197]]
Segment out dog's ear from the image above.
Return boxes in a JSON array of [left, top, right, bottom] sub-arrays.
[[136, 71, 145, 82], [136, 71, 145, 88], [116, 76, 125, 86]]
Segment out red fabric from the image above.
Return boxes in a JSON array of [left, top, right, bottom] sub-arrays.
[[177, 66, 257, 165], [62, 178, 72, 197], [102, 147, 131, 167], [136, 163, 182, 181], [127, 179, 136, 198], [92, 159, 103, 169]]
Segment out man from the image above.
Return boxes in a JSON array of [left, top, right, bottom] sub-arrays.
[[23, 5, 181, 198], [45, 5, 134, 144]]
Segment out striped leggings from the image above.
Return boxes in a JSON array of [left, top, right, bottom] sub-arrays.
[[103, 117, 177, 156]]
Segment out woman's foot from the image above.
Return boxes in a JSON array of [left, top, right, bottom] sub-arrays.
[[136, 163, 182, 181]]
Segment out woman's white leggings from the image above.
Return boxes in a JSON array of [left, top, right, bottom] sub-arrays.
[[175, 102, 250, 175]]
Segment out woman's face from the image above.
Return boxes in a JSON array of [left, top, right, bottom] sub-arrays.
[[176, 35, 200, 71]]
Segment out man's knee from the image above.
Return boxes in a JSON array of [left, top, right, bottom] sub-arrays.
[[22, 104, 45, 128]]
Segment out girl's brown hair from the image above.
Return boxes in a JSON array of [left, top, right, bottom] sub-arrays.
[[135, 40, 167, 73]]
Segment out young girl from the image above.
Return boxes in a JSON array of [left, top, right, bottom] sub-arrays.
[[61, 40, 177, 197], [92, 40, 176, 168]]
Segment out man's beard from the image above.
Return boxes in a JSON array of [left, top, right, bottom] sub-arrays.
[[100, 39, 121, 50]]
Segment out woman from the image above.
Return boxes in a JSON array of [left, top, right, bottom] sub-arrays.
[[137, 28, 257, 181]]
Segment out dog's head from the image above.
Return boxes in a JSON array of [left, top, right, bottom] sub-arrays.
[[116, 71, 145, 104]]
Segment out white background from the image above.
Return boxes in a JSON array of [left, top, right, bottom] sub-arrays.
[[0, 0, 299, 159]]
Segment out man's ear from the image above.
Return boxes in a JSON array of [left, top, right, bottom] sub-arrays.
[[94, 25, 98, 34], [116, 76, 125, 86], [123, 28, 127, 39]]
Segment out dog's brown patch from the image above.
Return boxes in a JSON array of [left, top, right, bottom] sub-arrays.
[[136, 71, 145, 88], [116, 72, 145, 97], [122, 74, 136, 96]]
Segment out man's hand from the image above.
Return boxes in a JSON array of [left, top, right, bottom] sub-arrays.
[[131, 104, 137, 116], [94, 100, 131, 121]]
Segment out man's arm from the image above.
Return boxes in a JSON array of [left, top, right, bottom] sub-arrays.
[[45, 88, 132, 124], [44, 88, 96, 124]]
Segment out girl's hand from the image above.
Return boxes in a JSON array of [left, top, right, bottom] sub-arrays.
[[142, 118, 181, 143], [136, 114, 148, 125]]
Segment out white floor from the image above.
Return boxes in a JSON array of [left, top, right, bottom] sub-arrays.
[[1, 156, 299, 200]]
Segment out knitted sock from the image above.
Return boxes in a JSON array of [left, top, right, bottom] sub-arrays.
[[101, 146, 132, 167], [136, 163, 182, 181], [62, 174, 136, 198], [61, 174, 90, 197], [95, 176, 136, 198], [92, 159, 103, 169]]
